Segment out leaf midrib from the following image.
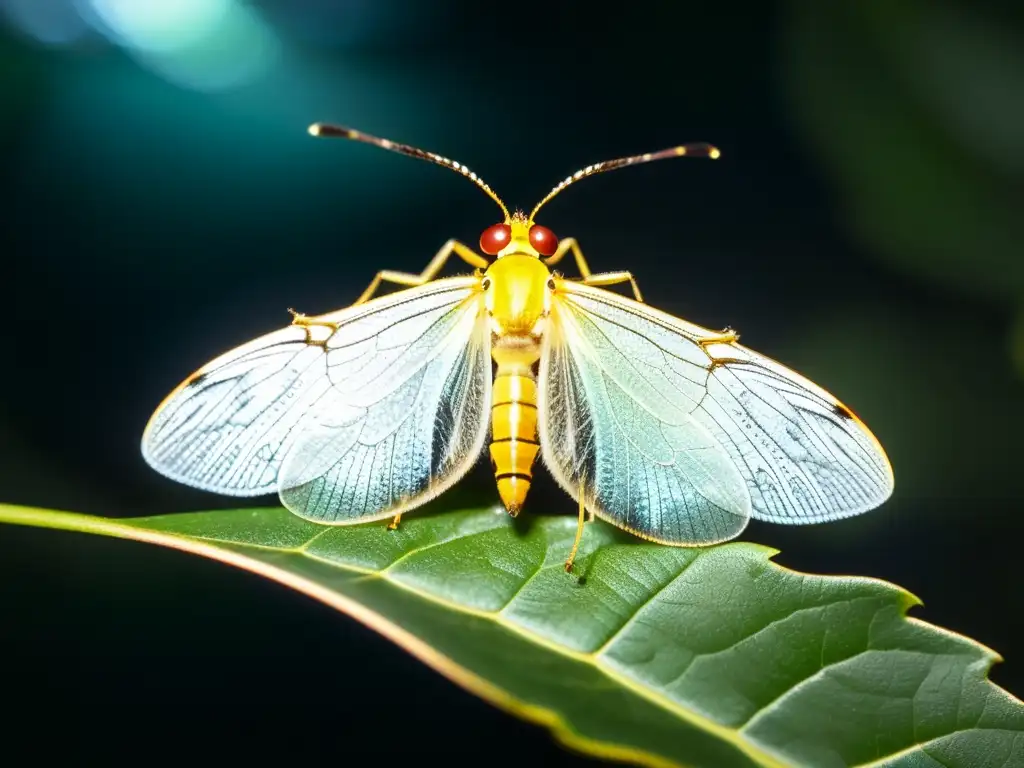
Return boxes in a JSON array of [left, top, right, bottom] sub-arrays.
[[293, 544, 785, 767], [297, 542, 928, 764], [0, 504, 786, 768], [10, 504, 1010, 768], [193, 524, 1003, 768], [378, 564, 1013, 768]]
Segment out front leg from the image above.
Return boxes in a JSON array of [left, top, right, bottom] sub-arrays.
[[544, 238, 736, 342], [289, 239, 490, 327], [352, 270, 430, 306], [544, 238, 644, 302], [352, 239, 489, 305], [543, 237, 593, 277], [581, 271, 644, 303]]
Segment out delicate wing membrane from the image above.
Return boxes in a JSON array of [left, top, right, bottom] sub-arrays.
[[142, 327, 331, 495], [695, 340, 893, 524], [279, 294, 491, 523], [541, 281, 893, 541], [540, 291, 752, 545], [143, 277, 491, 523]]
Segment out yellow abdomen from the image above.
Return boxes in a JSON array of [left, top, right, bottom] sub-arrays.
[[490, 370, 540, 515]]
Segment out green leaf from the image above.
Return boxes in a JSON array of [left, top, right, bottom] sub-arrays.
[[2, 501, 1021, 768]]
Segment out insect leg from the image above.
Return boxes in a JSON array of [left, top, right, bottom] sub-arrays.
[[353, 270, 428, 305], [543, 237, 591, 276], [387, 513, 402, 530], [564, 475, 588, 573], [542, 239, 644, 301], [352, 239, 489, 305], [581, 271, 644, 303]]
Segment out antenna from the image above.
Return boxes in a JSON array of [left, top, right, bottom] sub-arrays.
[[530, 142, 720, 221], [308, 123, 510, 220]]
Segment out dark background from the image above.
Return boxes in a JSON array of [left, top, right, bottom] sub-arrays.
[[1, 1, 1022, 764]]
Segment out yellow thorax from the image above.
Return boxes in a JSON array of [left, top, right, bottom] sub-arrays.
[[484, 251, 551, 337]]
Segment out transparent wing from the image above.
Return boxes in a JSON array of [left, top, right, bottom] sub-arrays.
[[142, 277, 490, 524], [540, 287, 752, 545], [277, 286, 491, 524], [540, 281, 893, 542]]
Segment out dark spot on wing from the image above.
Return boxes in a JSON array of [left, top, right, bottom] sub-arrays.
[[832, 402, 855, 420]]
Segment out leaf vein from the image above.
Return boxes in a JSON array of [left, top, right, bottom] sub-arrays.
[[592, 553, 705, 658]]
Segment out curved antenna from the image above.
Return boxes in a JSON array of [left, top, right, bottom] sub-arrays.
[[529, 142, 720, 221], [308, 123, 510, 220]]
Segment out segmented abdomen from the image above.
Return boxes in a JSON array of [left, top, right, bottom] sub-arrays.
[[490, 372, 539, 515]]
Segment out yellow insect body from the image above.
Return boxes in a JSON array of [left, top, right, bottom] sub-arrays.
[[490, 353, 540, 514], [141, 123, 894, 572], [484, 233, 553, 513]]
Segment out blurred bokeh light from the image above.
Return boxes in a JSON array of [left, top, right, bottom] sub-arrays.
[[1, 0, 278, 91], [80, 0, 278, 91]]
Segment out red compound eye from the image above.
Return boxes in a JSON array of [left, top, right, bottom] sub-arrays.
[[529, 224, 558, 257], [479, 223, 511, 255]]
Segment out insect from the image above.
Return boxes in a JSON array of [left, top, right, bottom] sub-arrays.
[[142, 123, 894, 573]]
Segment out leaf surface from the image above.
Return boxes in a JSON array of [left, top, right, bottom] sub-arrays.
[[1, 501, 1021, 768]]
